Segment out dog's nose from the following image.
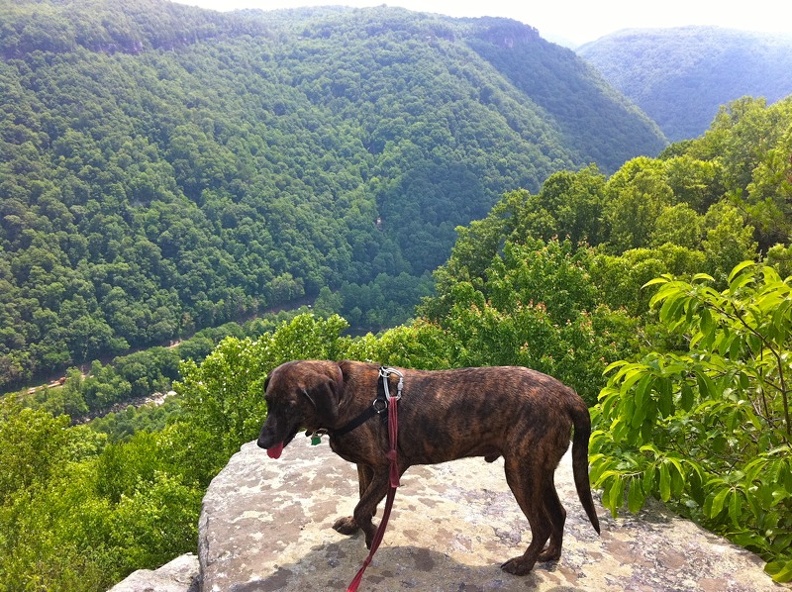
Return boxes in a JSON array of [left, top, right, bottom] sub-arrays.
[[256, 437, 268, 449]]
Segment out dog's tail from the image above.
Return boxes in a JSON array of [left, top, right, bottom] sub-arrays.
[[571, 402, 601, 534]]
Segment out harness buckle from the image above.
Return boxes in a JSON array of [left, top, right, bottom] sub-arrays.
[[379, 366, 404, 402], [372, 398, 388, 413]]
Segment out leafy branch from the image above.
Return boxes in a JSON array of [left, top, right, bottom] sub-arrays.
[[591, 261, 792, 583]]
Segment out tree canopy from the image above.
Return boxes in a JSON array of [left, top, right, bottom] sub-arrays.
[[0, 0, 667, 391], [2, 94, 792, 589]]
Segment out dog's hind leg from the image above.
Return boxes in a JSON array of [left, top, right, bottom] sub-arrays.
[[501, 455, 552, 575], [537, 475, 566, 562]]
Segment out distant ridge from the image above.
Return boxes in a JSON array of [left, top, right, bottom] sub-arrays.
[[577, 26, 792, 141]]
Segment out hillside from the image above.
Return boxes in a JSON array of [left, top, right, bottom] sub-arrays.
[[577, 26, 792, 141], [0, 0, 666, 391], [2, 91, 791, 591]]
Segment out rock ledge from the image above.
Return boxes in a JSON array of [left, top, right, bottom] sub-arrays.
[[195, 439, 785, 592], [107, 552, 198, 592]]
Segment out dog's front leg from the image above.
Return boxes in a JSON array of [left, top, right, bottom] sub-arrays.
[[357, 463, 374, 501], [332, 464, 374, 535], [354, 469, 390, 548]]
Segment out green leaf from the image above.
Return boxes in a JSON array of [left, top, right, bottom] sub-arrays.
[[761, 265, 783, 284], [687, 466, 705, 505], [640, 408, 656, 443], [656, 377, 674, 418], [643, 276, 671, 289], [598, 388, 620, 419], [710, 487, 729, 519], [765, 559, 792, 583], [784, 461, 792, 494], [692, 272, 715, 283], [603, 360, 628, 375], [679, 382, 695, 411], [627, 478, 645, 513], [728, 489, 742, 526], [729, 270, 757, 291], [771, 534, 792, 555], [659, 462, 671, 502], [587, 455, 609, 483], [729, 333, 744, 358], [649, 281, 682, 308], [716, 332, 734, 357], [772, 300, 791, 338], [643, 464, 656, 493], [632, 374, 654, 427], [659, 293, 684, 324], [667, 457, 685, 497], [727, 260, 755, 285], [695, 370, 717, 399], [620, 366, 648, 394], [699, 307, 713, 333], [593, 469, 623, 488], [639, 443, 660, 456], [608, 476, 625, 516]]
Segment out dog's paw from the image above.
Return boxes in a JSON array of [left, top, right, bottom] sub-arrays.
[[501, 556, 535, 576], [332, 516, 360, 535]]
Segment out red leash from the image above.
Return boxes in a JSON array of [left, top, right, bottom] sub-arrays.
[[346, 368, 402, 592]]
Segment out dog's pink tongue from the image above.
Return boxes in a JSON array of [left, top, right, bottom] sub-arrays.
[[267, 442, 284, 459]]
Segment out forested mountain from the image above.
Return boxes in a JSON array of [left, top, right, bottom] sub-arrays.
[[577, 27, 792, 141], [3, 94, 790, 592], [0, 0, 666, 391]]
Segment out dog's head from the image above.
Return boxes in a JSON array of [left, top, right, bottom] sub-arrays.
[[257, 360, 343, 459]]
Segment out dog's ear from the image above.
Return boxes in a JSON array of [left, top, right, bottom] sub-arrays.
[[306, 378, 340, 424], [305, 362, 343, 423]]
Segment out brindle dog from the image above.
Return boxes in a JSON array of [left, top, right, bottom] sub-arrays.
[[257, 360, 601, 576]]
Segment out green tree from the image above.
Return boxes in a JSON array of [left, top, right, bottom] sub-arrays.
[[604, 157, 674, 251], [530, 165, 608, 245], [701, 203, 758, 281], [0, 399, 72, 504], [176, 313, 349, 472], [423, 237, 637, 403], [108, 471, 201, 574], [650, 203, 703, 249]]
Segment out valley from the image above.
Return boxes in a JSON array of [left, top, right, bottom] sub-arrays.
[[1, 1, 791, 590]]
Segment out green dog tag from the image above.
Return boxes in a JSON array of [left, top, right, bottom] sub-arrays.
[[311, 435, 321, 446]]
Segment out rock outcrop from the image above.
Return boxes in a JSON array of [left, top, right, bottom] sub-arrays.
[[109, 437, 787, 591], [195, 439, 784, 592], [107, 552, 199, 592]]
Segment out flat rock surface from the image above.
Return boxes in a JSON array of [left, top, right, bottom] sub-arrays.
[[108, 553, 199, 592], [199, 439, 786, 592]]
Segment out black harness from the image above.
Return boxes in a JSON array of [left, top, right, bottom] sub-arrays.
[[308, 366, 402, 441]]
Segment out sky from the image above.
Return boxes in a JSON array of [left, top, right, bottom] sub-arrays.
[[175, 0, 790, 46]]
